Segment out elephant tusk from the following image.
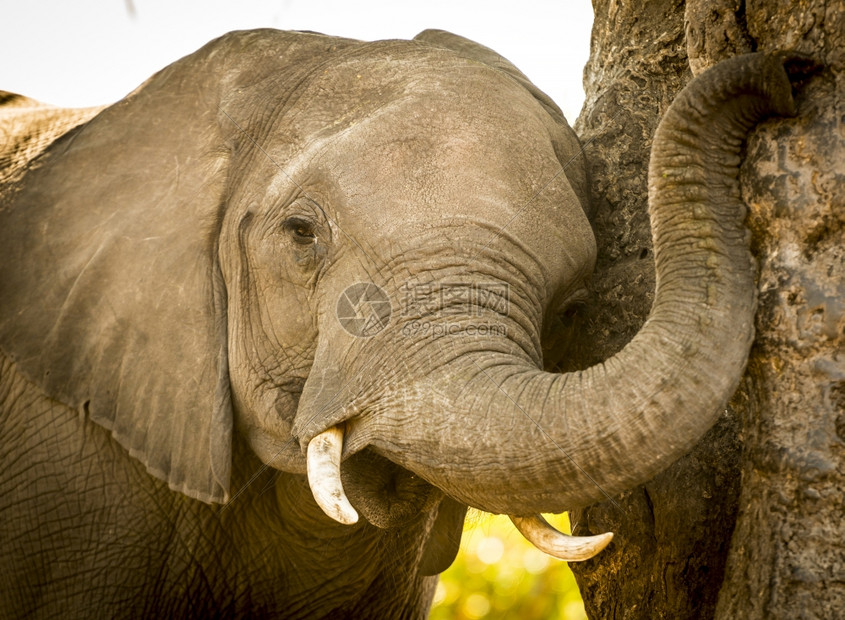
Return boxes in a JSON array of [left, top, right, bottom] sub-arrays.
[[306, 426, 359, 525], [509, 514, 613, 562]]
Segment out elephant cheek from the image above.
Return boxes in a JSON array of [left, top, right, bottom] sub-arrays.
[[235, 387, 309, 474]]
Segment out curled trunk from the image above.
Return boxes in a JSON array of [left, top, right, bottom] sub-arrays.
[[360, 53, 803, 515]]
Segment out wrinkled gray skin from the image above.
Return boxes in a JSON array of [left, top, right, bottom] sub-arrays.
[[0, 29, 805, 618]]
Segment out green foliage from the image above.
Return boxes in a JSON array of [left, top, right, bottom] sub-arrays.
[[429, 512, 587, 620]]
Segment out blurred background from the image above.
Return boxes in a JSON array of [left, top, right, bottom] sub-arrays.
[[1, 2, 594, 618], [433, 513, 587, 619]]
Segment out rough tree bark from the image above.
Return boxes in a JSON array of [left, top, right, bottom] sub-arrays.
[[561, 0, 844, 618]]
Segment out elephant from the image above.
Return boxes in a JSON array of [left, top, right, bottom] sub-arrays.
[[0, 28, 811, 618]]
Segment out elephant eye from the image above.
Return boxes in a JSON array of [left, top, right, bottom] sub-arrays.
[[283, 217, 317, 245]]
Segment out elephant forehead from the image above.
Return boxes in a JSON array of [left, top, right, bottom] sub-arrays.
[[312, 87, 569, 221], [319, 96, 588, 267]]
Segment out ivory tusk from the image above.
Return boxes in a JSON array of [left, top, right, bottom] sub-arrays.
[[509, 514, 613, 562], [306, 426, 359, 525]]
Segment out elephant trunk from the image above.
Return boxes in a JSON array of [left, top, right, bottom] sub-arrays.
[[418, 53, 800, 514], [301, 53, 803, 519]]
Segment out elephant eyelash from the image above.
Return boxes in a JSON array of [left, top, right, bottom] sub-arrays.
[[283, 217, 318, 245]]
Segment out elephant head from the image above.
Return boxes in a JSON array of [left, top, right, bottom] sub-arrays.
[[0, 29, 804, 563]]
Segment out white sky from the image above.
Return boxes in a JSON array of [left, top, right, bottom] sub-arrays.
[[0, 0, 593, 122]]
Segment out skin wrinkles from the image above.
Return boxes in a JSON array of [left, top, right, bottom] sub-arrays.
[[342, 332, 533, 456], [350, 256, 543, 381], [219, 40, 366, 159], [286, 172, 576, 462], [225, 176, 330, 363], [259, 154, 390, 292], [264, 474, 427, 614], [373, 226, 555, 314], [222, 206, 316, 470], [387, 243, 559, 364], [1, 361, 241, 614]]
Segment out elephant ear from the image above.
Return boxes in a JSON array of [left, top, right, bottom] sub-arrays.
[[0, 30, 350, 503], [414, 29, 591, 218], [0, 45, 233, 503]]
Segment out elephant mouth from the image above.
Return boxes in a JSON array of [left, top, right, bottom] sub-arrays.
[[305, 425, 614, 560], [340, 449, 440, 529], [302, 423, 439, 529]]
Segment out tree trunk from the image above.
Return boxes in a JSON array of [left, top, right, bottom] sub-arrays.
[[564, 0, 844, 618]]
